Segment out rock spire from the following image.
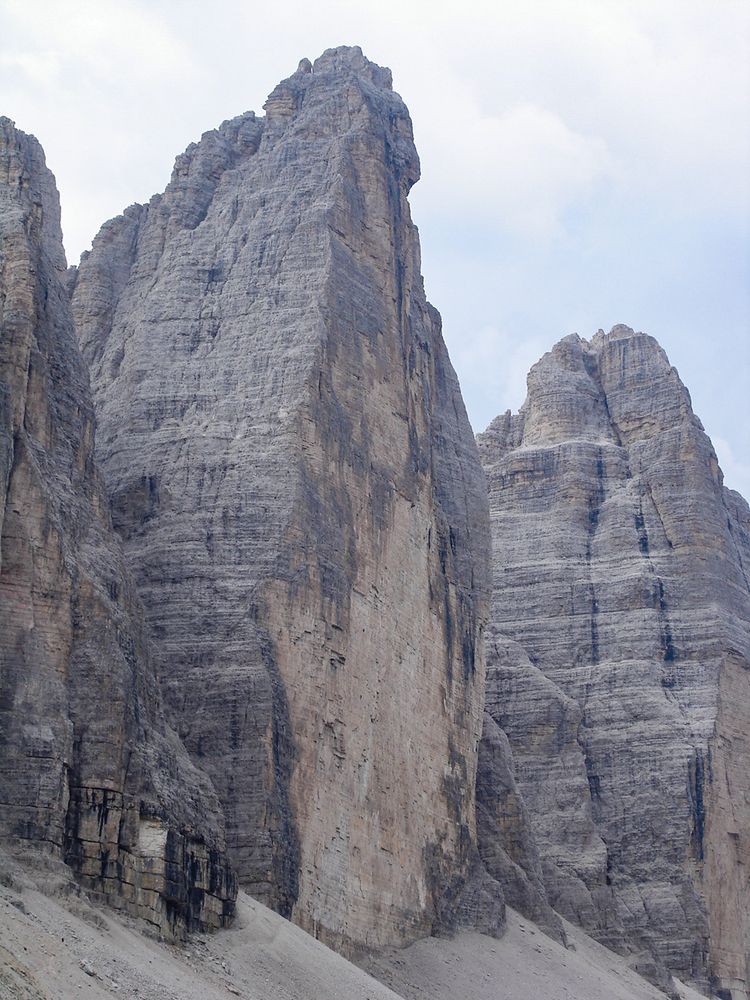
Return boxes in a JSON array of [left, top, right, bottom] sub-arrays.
[[478, 326, 750, 997], [71, 47, 501, 952]]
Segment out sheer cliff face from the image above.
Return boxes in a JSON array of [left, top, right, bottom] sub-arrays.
[[71, 48, 496, 953], [0, 118, 236, 938], [478, 326, 750, 997]]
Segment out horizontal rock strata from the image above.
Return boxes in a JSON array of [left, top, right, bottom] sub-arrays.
[[478, 326, 750, 998], [71, 47, 501, 953], [0, 116, 236, 938]]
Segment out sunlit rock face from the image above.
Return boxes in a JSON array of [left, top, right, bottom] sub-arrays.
[[71, 47, 500, 954], [478, 326, 750, 998], [0, 117, 236, 938]]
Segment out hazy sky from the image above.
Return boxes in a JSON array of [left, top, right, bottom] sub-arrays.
[[2, 0, 748, 495]]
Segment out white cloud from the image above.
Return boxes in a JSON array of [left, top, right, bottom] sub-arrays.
[[713, 436, 750, 503], [395, 0, 750, 218], [1, 0, 191, 81], [448, 324, 550, 432], [412, 89, 617, 239], [0, 0, 198, 258], [0, 50, 61, 87]]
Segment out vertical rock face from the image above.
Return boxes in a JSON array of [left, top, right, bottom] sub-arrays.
[[478, 326, 750, 997], [0, 117, 236, 938], [71, 47, 498, 953]]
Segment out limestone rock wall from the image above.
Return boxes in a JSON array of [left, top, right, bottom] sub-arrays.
[[71, 48, 499, 954], [0, 117, 236, 938], [478, 326, 750, 997]]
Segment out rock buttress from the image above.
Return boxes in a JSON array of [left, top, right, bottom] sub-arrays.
[[0, 117, 236, 939], [72, 48, 500, 953]]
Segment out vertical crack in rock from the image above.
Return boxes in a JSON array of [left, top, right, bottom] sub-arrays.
[[687, 748, 709, 863], [72, 47, 501, 953], [477, 325, 750, 998], [0, 117, 236, 937]]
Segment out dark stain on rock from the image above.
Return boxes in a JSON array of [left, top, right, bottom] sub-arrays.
[[262, 635, 300, 921], [663, 627, 676, 663], [461, 627, 476, 679], [634, 509, 650, 555], [688, 750, 707, 861]]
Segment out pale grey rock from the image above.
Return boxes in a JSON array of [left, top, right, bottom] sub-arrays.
[[478, 326, 750, 998], [0, 116, 236, 938], [480, 629, 616, 939], [475, 701, 565, 944], [72, 47, 500, 954]]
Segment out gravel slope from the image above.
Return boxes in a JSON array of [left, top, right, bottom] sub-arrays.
[[0, 855, 706, 1000]]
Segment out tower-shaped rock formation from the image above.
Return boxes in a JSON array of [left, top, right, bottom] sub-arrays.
[[478, 326, 750, 998], [71, 48, 498, 953], [0, 118, 236, 936]]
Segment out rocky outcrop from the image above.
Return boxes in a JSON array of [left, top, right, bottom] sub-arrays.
[[0, 117, 236, 938], [71, 47, 500, 954], [475, 703, 565, 945], [478, 326, 750, 997]]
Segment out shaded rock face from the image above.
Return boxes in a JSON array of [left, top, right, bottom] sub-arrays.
[[0, 118, 236, 938], [475, 699, 565, 946], [71, 47, 498, 953], [478, 326, 750, 997]]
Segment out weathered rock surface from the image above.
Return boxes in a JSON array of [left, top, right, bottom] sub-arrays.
[[71, 47, 500, 954], [478, 326, 750, 998], [0, 117, 236, 938]]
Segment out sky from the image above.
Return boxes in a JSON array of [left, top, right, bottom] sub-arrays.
[[1, 0, 748, 496]]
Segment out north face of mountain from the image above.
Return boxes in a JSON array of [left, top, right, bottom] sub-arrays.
[[71, 47, 500, 953], [478, 326, 750, 998]]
